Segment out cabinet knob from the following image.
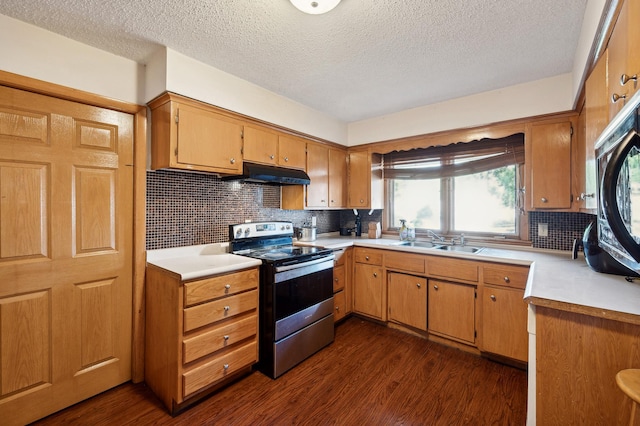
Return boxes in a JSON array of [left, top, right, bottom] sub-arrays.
[[490, 294, 497, 301], [225, 284, 231, 290], [620, 74, 637, 85], [416, 283, 421, 288], [223, 364, 229, 371], [365, 256, 370, 261], [284, 157, 289, 162], [335, 306, 340, 312], [224, 306, 230, 312], [223, 335, 229, 341], [321, 199, 326, 203], [612, 93, 626, 103], [503, 276, 510, 283], [433, 285, 439, 290], [230, 158, 236, 164], [270, 154, 275, 160], [360, 199, 364, 203], [578, 192, 595, 201], [541, 197, 548, 203], [373, 272, 378, 277]]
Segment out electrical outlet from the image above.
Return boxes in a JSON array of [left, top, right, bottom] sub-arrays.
[[538, 223, 548, 237]]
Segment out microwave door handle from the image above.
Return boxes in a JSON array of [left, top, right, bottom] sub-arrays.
[[602, 129, 640, 262]]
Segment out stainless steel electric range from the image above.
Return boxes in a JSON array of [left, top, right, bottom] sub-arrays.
[[229, 221, 335, 378]]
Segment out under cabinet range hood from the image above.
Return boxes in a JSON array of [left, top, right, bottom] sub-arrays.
[[223, 162, 311, 185]]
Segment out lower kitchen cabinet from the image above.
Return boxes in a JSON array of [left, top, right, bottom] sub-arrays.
[[479, 263, 529, 362], [333, 247, 352, 322], [145, 265, 259, 414], [387, 272, 427, 331], [353, 262, 385, 320], [428, 279, 476, 345]]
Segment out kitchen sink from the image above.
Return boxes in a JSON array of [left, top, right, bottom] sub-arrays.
[[436, 245, 484, 254], [392, 241, 442, 249]]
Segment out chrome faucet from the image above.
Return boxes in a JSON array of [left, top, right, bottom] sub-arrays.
[[451, 233, 466, 246], [427, 230, 445, 242]]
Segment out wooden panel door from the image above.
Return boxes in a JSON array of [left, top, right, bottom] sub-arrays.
[[479, 286, 528, 362], [348, 150, 370, 208], [0, 86, 133, 425], [388, 272, 427, 331], [529, 120, 573, 209], [306, 143, 329, 208], [428, 280, 475, 344], [353, 263, 384, 320], [278, 135, 306, 170], [328, 148, 346, 208]]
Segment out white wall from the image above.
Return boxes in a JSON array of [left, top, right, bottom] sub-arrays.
[[0, 14, 143, 105], [150, 48, 348, 145], [348, 73, 574, 146]]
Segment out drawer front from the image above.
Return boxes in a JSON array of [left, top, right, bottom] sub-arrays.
[[184, 268, 258, 307], [334, 249, 346, 266], [483, 264, 530, 290], [354, 248, 383, 265], [182, 340, 257, 398], [184, 289, 258, 332], [333, 264, 345, 292], [385, 251, 425, 274], [183, 314, 257, 364], [427, 257, 478, 282], [333, 290, 346, 322]]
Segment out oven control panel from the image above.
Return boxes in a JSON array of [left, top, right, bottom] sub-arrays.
[[229, 221, 293, 240]]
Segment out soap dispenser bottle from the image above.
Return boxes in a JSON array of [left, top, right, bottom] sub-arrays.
[[399, 219, 408, 241]]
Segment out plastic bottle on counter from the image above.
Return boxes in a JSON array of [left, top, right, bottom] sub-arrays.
[[399, 219, 408, 241]]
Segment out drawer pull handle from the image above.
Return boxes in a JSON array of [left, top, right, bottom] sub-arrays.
[[334, 278, 339, 282], [225, 284, 231, 290], [433, 285, 439, 290], [490, 295, 496, 301], [503, 276, 510, 283], [223, 335, 230, 341], [621, 73, 638, 85], [541, 197, 548, 203], [416, 283, 421, 288], [223, 364, 229, 370], [612, 93, 626, 103], [224, 306, 230, 312]]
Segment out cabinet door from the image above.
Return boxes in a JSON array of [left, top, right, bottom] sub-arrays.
[[348, 150, 370, 208], [278, 135, 306, 170], [176, 103, 243, 173], [428, 280, 475, 344], [306, 143, 329, 207], [328, 148, 347, 208], [388, 272, 427, 331], [608, 0, 630, 119], [529, 120, 573, 209], [243, 125, 278, 165], [480, 286, 528, 362], [353, 263, 385, 320]]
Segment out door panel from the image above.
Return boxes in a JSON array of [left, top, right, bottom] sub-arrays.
[[0, 85, 133, 425]]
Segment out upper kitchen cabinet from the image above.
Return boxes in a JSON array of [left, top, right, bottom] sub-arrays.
[[149, 93, 243, 175], [281, 143, 347, 209], [582, 51, 609, 212], [277, 134, 307, 170], [607, 0, 640, 119], [525, 115, 577, 210], [242, 125, 279, 166], [348, 149, 383, 209]]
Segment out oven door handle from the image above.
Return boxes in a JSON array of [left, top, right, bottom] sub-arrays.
[[274, 255, 335, 273]]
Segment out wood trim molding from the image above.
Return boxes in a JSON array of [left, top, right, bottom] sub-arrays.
[[1, 70, 148, 383]]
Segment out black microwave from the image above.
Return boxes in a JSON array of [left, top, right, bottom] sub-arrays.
[[595, 90, 640, 274]]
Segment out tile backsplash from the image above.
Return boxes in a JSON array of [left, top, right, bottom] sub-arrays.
[[146, 170, 340, 250], [146, 169, 595, 252], [528, 211, 595, 251]]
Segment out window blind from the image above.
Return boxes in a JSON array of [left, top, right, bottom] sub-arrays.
[[382, 133, 524, 180]]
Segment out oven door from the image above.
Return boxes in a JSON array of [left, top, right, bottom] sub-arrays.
[[599, 128, 640, 271]]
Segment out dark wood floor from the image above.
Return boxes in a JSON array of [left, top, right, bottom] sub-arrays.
[[33, 317, 527, 425]]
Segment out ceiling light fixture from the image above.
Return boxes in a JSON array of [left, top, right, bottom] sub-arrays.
[[289, 0, 341, 15]]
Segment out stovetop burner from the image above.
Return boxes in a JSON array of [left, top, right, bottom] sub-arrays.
[[242, 245, 327, 261]]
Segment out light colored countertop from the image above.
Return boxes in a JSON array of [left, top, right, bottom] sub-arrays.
[[146, 243, 262, 281], [299, 234, 640, 323]]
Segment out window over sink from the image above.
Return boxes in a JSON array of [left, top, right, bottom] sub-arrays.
[[383, 134, 525, 240]]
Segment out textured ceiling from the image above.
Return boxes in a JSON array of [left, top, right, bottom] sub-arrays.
[[0, 0, 588, 122]]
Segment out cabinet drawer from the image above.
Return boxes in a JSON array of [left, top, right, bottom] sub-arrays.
[[182, 340, 257, 398], [427, 257, 478, 282], [354, 248, 383, 265], [184, 268, 258, 307], [183, 314, 257, 364], [334, 249, 347, 266], [483, 264, 530, 290], [333, 264, 345, 292], [334, 290, 346, 322], [385, 251, 425, 274], [184, 290, 257, 332]]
